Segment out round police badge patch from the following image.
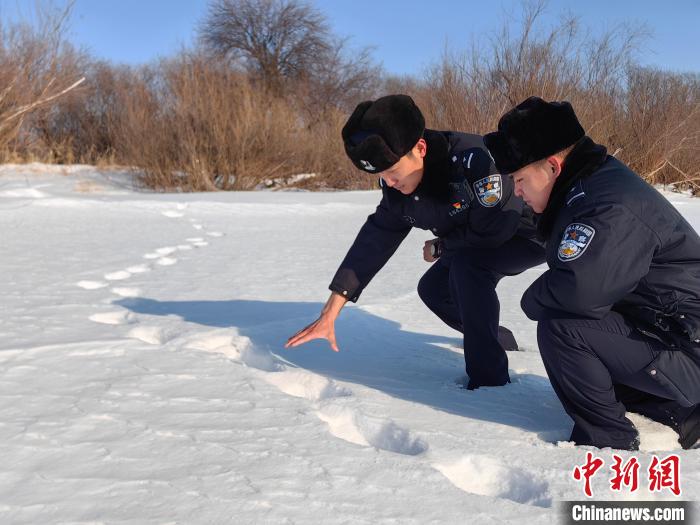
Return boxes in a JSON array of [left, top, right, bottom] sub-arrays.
[[473, 175, 502, 207], [558, 223, 596, 262]]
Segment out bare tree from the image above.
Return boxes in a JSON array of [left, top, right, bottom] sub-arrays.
[[0, 1, 85, 157], [199, 0, 330, 93], [199, 0, 379, 112]]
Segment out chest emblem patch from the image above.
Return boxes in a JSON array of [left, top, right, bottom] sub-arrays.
[[473, 175, 502, 207], [558, 223, 596, 262], [448, 197, 468, 217], [447, 180, 471, 217]]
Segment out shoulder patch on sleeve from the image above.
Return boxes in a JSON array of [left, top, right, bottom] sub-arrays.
[[557, 223, 596, 262], [459, 147, 500, 207], [473, 174, 502, 207]]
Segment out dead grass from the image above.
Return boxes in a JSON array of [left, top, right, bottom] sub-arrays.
[[0, 1, 697, 191]]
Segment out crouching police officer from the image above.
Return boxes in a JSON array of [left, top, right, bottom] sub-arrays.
[[484, 96, 700, 449], [286, 94, 545, 390]]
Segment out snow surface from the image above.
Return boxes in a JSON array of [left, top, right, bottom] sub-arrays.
[[0, 165, 698, 524]]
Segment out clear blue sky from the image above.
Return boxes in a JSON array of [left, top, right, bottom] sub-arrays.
[[1, 0, 698, 75]]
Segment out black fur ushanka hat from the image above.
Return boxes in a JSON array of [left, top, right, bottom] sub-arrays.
[[484, 97, 585, 173], [342, 94, 425, 174]]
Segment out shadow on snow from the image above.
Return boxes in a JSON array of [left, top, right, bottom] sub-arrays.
[[117, 297, 571, 442]]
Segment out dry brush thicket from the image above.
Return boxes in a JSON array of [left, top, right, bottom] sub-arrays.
[[2, 0, 698, 191], [406, 4, 699, 191], [0, 4, 85, 163]]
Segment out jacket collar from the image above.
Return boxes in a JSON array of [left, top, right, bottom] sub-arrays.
[[414, 129, 449, 197], [537, 136, 608, 239]]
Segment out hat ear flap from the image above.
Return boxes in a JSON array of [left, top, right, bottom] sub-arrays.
[[341, 101, 372, 143], [346, 134, 400, 173], [484, 132, 513, 173]]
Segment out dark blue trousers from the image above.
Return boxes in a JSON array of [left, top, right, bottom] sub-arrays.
[[538, 312, 698, 450], [417, 235, 545, 389]]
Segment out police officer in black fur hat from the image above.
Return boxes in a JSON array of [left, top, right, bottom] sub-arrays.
[[286, 94, 545, 390], [484, 96, 700, 449]]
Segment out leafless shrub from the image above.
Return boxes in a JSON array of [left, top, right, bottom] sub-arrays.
[[0, 2, 85, 160], [292, 39, 382, 124], [106, 54, 304, 190], [3, 0, 697, 193], [414, 1, 644, 134], [619, 68, 700, 189], [401, 1, 697, 190]]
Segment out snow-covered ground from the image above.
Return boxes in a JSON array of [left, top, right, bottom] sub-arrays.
[[0, 164, 697, 524]]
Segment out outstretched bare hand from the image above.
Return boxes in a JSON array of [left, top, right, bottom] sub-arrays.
[[285, 292, 347, 352], [285, 315, 339, 352]]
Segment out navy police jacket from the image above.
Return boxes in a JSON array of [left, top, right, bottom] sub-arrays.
[[522, 138, 700, 404], [329, 129, 535, 302]]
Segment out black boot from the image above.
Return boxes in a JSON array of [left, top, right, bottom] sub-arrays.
[[497, 325, 519, 352]]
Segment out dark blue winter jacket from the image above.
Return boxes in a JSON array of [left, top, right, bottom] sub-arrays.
[[329, 129, 536, 302], [522, 137, 700, 405]]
